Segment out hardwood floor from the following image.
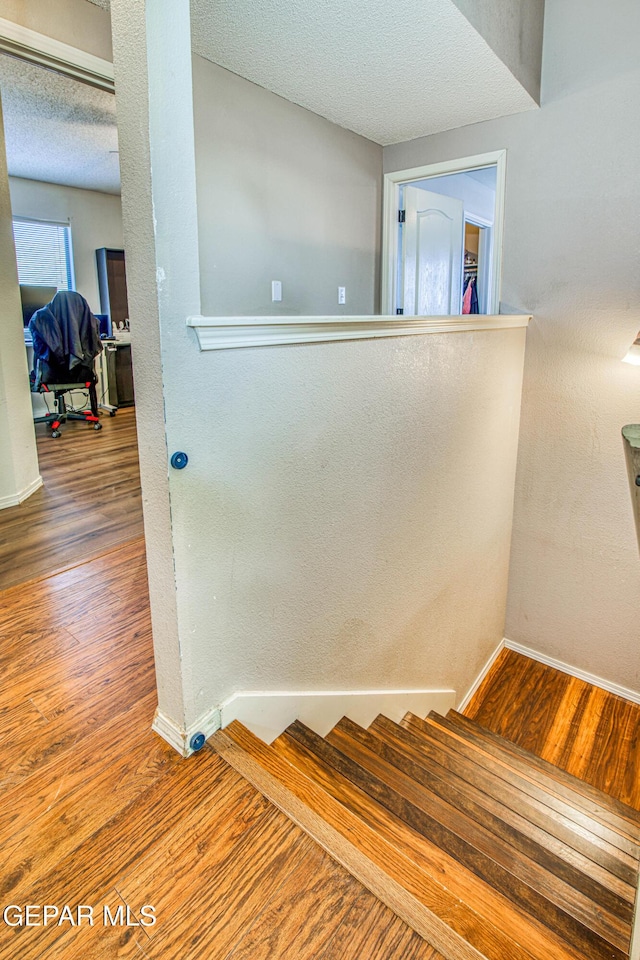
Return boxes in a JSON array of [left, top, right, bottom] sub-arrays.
[[464, 647, 640, 812], [220, 707, 638, 960], [219, 709, 639, 960], [0, 406, 143, 591], [2, 414, 638, 958], [0, 539, 441, 960]]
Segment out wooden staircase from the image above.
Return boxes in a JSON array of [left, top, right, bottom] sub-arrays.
[[213, 708, 640, 960]]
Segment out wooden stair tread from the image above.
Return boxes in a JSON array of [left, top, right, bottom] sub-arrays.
[[214, 712, 639, 960], [444, 710, 640, 834], [368, 713, 637, 893], [402, 712, 640, 861], [283, 719, 628, 960], [328, 716, 634, 917], [215, 722, 570, 960]]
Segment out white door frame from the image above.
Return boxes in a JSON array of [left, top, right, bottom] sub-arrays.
[[381, 150, 507, 316]]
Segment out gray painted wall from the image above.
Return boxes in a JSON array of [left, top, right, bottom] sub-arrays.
[[113, 0, 529, 738], [452, 0, 545, 103], [193, 56, 381, 317], [385, 0, 640, 692], [9, 177, 124, 313], [166, 326, 527, 724], [165, 52, 527, 724], [0, 95, 40, 508], [111, 0, 189, 730]]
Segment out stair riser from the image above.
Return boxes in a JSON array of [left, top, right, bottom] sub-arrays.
[[273, 732, 589, 960], [218, 713, 640, 960], [221, 725, 554, 960], [428, 712, 640, 844]]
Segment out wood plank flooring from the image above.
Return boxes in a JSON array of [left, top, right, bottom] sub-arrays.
[[2, 408, 639, 958], [464, 648, 640, 811], [220, 700, 640, 960], [0, 539, 441, 960], [0, 407, 144, 590], [217, 649, 640, 960]]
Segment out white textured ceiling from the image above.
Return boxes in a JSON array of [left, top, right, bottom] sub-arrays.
[[0, 54, 120, 193], [5, 0, 537, 194], [189, 0, 537, 146]]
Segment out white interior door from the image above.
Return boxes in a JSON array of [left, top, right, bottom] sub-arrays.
[[402, 186, 464, 316]]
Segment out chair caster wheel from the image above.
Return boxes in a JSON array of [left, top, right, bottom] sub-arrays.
[[94, 422, 103, 431], [109, 410, 116, 417], [51, 430, 61, 438]]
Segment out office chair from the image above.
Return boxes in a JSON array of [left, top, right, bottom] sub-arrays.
[[29, 291, 104, 438], [31, 365, 102, 438]]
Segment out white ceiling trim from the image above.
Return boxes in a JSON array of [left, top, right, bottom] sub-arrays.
[[0, 16, 114, 92]]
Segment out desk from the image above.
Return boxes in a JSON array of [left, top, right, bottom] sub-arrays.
[[104, 338, 134, 407]]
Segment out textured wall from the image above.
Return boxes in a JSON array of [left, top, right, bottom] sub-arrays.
[[166, 327, 527, 722], [113, 0, 528, 733], [385, 0, 640, 692], [9, 177, 123, 312], [193, 55, 381, 318], [110, 0, 189, 728], [0, 95, 40, 506], [177, 54, 527, 722]]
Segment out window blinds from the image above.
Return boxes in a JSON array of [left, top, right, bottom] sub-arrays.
[[12, 218, 74, 291]]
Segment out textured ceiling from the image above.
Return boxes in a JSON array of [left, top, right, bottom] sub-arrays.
[[189, 0, 536, 146], [0, 54, 120, 193], [90, 0, 536, 145], [5, 0, 537, 194]]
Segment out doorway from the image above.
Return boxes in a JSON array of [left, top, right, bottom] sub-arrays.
[[382, 151, 506, 317], [0, 22, 144, 587]]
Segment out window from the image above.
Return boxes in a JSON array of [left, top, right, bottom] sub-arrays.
[[12, 217, 75, 291]]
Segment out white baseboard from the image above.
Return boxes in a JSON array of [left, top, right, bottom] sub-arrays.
[[504, 639, 640, 705], [220, 688, 457, 745], [0, 475, 43, 510], [156, 638, 640, 756], [152, 704, 221, 757], [457, 639, 505, 713]]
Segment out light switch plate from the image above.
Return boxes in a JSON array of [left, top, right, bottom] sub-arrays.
[[272, 280, 282, 302]]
